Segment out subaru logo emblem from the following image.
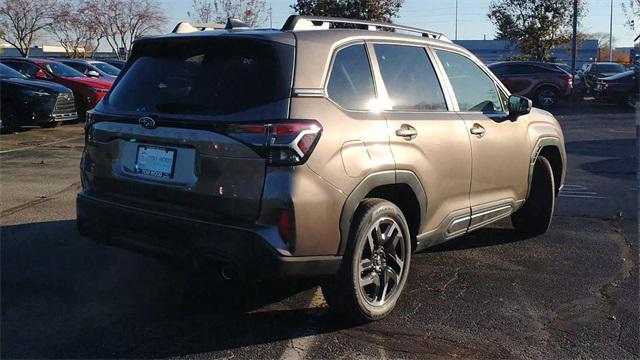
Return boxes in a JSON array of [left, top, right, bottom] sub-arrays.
[[139, 117, 156, 129]]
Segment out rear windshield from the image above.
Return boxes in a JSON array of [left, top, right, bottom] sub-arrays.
[[106, 37, 294, 116]]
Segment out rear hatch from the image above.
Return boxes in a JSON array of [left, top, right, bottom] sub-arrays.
[[84, 34, 295, 223]]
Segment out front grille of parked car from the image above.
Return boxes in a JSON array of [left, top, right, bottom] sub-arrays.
[[53, 93, 77, 120]]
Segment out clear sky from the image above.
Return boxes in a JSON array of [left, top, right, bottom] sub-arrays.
[[159, 0, 636, 47]]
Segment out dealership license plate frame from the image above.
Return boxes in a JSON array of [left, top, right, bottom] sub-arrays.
[[134, 145, 177, 179]]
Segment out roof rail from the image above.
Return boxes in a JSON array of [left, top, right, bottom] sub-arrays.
[[172, 21, 225, 33], [281, 15, 451, 42]]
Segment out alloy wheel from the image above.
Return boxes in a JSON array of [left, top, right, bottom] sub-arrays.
[[357, 217, 406, 306], [537, 89, 557, 108]]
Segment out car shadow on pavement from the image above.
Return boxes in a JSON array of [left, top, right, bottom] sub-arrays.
[[425, 226, 530, 254], [1, 220, 352, 358]]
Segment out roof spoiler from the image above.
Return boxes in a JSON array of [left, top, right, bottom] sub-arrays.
[[281, 15, 451, 42]]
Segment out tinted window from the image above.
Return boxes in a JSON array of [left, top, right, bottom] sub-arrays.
[[436, 50, 503, 112], [93, 62, 120, 76], [3, 61, 40, 77], [327, 44, 376, 111], [489, 64, 508, 76], [43, 62, 85, 77], [509, 65, 537, 75], [0, 63, 26, 79], [108, 37, 294, 116], [375, 44, 447, 111], [597, 63, 625, 73], [64, 62, 88, 74]]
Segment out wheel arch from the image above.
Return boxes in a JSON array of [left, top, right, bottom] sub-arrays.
[[533, 83, 561, 95], [338, 170, 426, 255], [528, 138, 565, 198]]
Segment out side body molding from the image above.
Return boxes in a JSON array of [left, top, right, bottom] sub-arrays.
[[338, 170, 427, 255]]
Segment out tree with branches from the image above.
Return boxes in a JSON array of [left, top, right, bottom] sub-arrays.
[[291, 0, 404, 23], [622, 0, 639, 37], [49, 0, 100, 58], [188, 0, 266, 27], [488, 0, 587, 61], [90, 0, 167, 60], [0, 0, 57, 57]]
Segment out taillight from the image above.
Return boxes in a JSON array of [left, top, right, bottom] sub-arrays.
[[566, 75, 573, 87], [227, 120, 322, 166]]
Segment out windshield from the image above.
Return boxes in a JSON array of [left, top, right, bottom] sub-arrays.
[[93, 62, 120, 76], [107, 37, 294, 116], [0, 63, 26, 79], [598, 63, 625, 73], [44, 62, 85, 77]]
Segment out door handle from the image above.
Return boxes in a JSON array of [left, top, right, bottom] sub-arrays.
[[470, 123, 486, 137], [395, 124, 417, 140]]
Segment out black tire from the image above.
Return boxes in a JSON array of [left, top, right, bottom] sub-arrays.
[[40, 122, 59, 129], [534, 87, 559, 108], [511, 156, 555, 236], [322, 198, 411, 323]]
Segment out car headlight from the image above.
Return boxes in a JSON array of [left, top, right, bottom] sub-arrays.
[[22, 89, 52, 97]]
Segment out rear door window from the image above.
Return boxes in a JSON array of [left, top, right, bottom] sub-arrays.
[[374, 44, 447, 111], [4, 62, 39, 77], [326, 44, 376, 111], [436, 50, 503, 113], [107, 37, 294, 117]]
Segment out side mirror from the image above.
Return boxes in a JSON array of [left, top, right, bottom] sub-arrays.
[[508, 95, 532, 117], [34, 70, 48, 79], [86, 70, 100, 77]]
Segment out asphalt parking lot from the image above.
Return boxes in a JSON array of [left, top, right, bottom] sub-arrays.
[[1, 103, 638, 359]]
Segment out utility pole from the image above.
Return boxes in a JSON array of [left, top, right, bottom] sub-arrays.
[[571, 0, 578, 75], [609, 0, 614, 61], [455, 0, 458, 40], [269, 5, 273, 28]]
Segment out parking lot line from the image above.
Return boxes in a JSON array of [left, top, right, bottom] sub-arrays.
[[0, 136, 83, 154]]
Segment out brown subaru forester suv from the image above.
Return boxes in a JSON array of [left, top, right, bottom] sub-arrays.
[[77, 16, 566, 322]]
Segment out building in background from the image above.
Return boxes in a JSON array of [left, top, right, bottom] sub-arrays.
[[0, 43, 115, 59], [454, 39, 599, 68]]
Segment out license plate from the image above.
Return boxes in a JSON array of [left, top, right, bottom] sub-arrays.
[[134, 146, 176, 178]]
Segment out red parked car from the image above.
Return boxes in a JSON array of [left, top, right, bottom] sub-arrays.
[[488, 61, 573, 108], [1, 58, 113, 119]]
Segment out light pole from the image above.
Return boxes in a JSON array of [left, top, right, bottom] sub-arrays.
[[455, 0, 458, 41], [609, 0, 614, 61], [571, 0, 578, 75]]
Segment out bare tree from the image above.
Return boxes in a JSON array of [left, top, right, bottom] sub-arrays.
[[90, 0, 167, 60], [49, 0, 100, 58], [622, 0, 639, 36], [188, 0, 215, 23], [0, 0, 58, 57], [189, 0, 267, 27]]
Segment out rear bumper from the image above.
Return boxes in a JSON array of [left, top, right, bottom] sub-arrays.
[[76, 191, 342, 278]]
